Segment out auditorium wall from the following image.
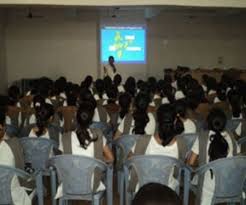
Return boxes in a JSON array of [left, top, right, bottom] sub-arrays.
[[0, 10, 7, 94], [5, 9, 246, 85]]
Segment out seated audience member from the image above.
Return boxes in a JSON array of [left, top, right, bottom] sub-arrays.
[[57, 102, 114, 198], [113, 74, 125, 93], [132, 183, 182, 205], [205, 76, 218, 103], [162, 81, 176, 105], [24, 95, 45, 126], [115, 93, 156, 138], [57, 92, 78, 132], [175, 77, 185, 100], [23, 103, 61, 144], [175, 100, 197, 134], [80, 88, 110, 124], [80, 75, 94, 93], [118, 93, 132, 125], [227, 89, 244, 138], [94, 79, 106, 105], [0, 110, 34, 205], [188, 108, 239, 205], [153, 80, 164, 108], [129, 104, 186, 192], [6, 85, 22, 128], [124, 76, 136, 97]]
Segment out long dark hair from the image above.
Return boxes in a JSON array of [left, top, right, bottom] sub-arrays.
[[95, 79, 105, 99], [35, 103, 55, 137], [76, 102, 97, 149], [228, 89, 241, 118], [157, 104, 184, 146], [119, 93, 131, 119], [132, 93, 150, 135], [207, 108, 228, 162]]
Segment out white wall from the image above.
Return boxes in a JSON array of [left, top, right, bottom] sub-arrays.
[[147, 14, 246, 78], [0, 10, 7, 94], [6, 10, 99, 85], [5, 9, 246, 85]]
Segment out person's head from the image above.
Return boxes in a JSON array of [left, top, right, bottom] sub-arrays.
[[113, 74, 122, 87], [104, 76, 113, 91], [207, 108, 228, 162], [81, 75, 93, 89], [33, 95, 45, 110], [0, 109, 6, 141], [108, 56, 115, 65], [175, 100, 187, 119], [79, 88, 97, 109], [157, 104, 184, 146], [132, 183, 182, 205], [76, 102, 96, 149], [124, 77, 136, 97], [216, 83, 227, 101], [162, 83, 175, 104], [119, 93, 132, 119], [8, 85, 20, 105], [95, 79, 105, 99], [132, 93, 151, 135], [106, 85, 118, 104], [228, 89, 241, 118], [66, 92, 77, 106], [35, 103, 55, 137]]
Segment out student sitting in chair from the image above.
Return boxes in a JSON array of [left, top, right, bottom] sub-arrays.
[[0, 110, 34, 205], [188, 108, 239, 205]]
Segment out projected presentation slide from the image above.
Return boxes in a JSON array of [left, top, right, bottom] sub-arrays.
[[101, 26, 146, 63]]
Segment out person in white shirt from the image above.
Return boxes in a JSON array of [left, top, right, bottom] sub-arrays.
[[114, 93, 156, 139], [117, 92, 132, 126], [130, 104, 185, 192], [227, 89, 243, 137], [28, 103, 61, 145], [113, 74, 125, 93], [79, 88, 110, 124], [0, 110, 33, 205], [57, 102, 114, 199], [188, 108, 239, 205], [175, 100, 197, 134], [103, 56, 117, 80]]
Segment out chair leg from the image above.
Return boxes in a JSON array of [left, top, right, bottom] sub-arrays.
[[120, 173, 124, 205], [93, 194, 101, 205], [50, 170, 57, 205], [36, 172, 44, 205], [58, 199, 63, 205]]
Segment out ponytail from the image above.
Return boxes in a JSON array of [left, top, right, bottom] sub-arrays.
[[119, 93, 131, 119], [35, 103, 54, 137], [157, 104, 184, 147], [132, 94, 150, 135], [208, 132, 228, 162], [76, 102, 97, 149], [207, 108, 228, 162]]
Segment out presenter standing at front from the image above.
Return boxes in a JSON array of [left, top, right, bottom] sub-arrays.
[[104, 56, 117, 80]]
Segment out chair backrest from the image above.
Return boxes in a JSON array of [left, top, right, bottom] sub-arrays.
[[20, 137, 56, 170], [178, 133, 198, 152], [125, 155, 186, 189], [196, 156, 246, 202], [6, 124, 19, 138], [49, 155, 107, 195], [114, 135, 139, 169], [226, 119, 243, 133], [90, 122, 112, 141], [0, 165, 30, 205], [238, 137, 246, 154]]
